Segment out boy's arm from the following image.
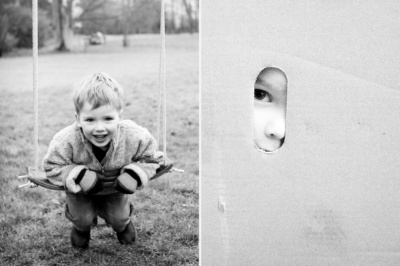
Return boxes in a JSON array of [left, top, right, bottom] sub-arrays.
[[120, 129, 165, 190], [42, 135, 88, 193]]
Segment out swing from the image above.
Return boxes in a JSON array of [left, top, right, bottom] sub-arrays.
[[18, 0, 182, 191]]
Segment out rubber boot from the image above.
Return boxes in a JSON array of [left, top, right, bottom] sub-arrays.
[[116, 221, 136, 245], [71, 227, 90, 249]]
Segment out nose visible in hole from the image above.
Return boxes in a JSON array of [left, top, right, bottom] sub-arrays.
[[253, 67, 288, 152]]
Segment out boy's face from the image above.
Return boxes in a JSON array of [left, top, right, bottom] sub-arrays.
[[76, 102, 122, 151], [253, 69, 287, 152]]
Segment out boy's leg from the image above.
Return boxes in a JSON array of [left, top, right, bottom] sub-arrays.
[[65, 192, 97, 232], [98, 193, 135, 244], [98, 193, 132, 232], [65, 192, 97, 248]]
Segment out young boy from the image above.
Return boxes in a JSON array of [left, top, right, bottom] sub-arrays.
[[253, 66, 288, 152], [43, 72, 164, 249]]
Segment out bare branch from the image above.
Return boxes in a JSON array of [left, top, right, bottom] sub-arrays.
[[76, 15, 118, 22], [76, 0, 108, 21]]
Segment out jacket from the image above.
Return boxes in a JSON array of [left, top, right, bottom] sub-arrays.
[[42, 120, 164, 194]]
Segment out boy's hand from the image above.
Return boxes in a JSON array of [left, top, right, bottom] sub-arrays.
[[66, 169, 100, 194], [114, 172, 139, 194]]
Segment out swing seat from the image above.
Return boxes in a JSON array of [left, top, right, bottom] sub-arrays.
[[25, 158, 174, 191], [26, 167, 65, 190], [150, 157, 174, 181]]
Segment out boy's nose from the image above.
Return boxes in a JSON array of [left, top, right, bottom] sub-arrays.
[[264, 114, 286, 140], [94, 122, 106, 132]]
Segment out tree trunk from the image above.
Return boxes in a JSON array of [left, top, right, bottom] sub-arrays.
[[168, 0, 177, 33], [0, 15, 9, 57], [182, 0, 194, 34], [122, 0, 133, 47], [52, 0, 74, 51]]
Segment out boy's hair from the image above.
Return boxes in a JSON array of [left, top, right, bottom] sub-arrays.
[[73, 72, 124, 114]]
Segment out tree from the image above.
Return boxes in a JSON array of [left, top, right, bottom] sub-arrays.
[[122, 0, 134, 47], [52, 0, 110, 51], [0, 0, 52, 56], [130, 0, 160, 34], [166, 0, 177, 33], [75, 0, 119, 35], [0, 14, 9, 56], [181, 0, 198, 34]]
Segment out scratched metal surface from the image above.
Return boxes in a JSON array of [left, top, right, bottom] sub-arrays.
[[201, 1, 400, 265]]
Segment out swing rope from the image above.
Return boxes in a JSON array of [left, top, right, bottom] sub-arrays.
[[18, 0, 181, 189], [32, 0, 39, 176], [158, 0, 167, 158], [32, 0, 168, 168], [18, 0, 40, 188]]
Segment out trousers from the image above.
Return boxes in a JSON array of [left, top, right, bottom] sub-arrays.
[[65, 192, 133, 233]]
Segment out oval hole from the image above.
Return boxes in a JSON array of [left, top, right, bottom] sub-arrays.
[[253, 67, 288, 153]]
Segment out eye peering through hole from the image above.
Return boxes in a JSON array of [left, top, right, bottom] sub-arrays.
[[253, 66, 288, 153]]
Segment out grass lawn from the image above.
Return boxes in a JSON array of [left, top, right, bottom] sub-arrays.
[[0, 34, 199, 265]]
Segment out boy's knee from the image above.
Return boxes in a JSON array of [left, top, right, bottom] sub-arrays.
[[102, 202, 133, 232], [65, 204, 96, 231], [109, 217, 131, 233]]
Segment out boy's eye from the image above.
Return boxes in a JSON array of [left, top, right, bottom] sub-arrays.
[[105, 117, 114, 121], [254, 89, 272, 102], [85, 118, 94, 122]]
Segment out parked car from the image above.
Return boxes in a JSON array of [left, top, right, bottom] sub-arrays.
[[89, 32, 105, 45]]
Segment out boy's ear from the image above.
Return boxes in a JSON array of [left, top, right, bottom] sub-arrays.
[[75, 113, 81, 127]]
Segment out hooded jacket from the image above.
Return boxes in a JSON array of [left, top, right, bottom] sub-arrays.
[[42, 120, 164, 194]]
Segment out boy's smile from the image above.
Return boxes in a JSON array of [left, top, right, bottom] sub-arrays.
[[253, 68, 287, 152], [76, 102, 122, 151]]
